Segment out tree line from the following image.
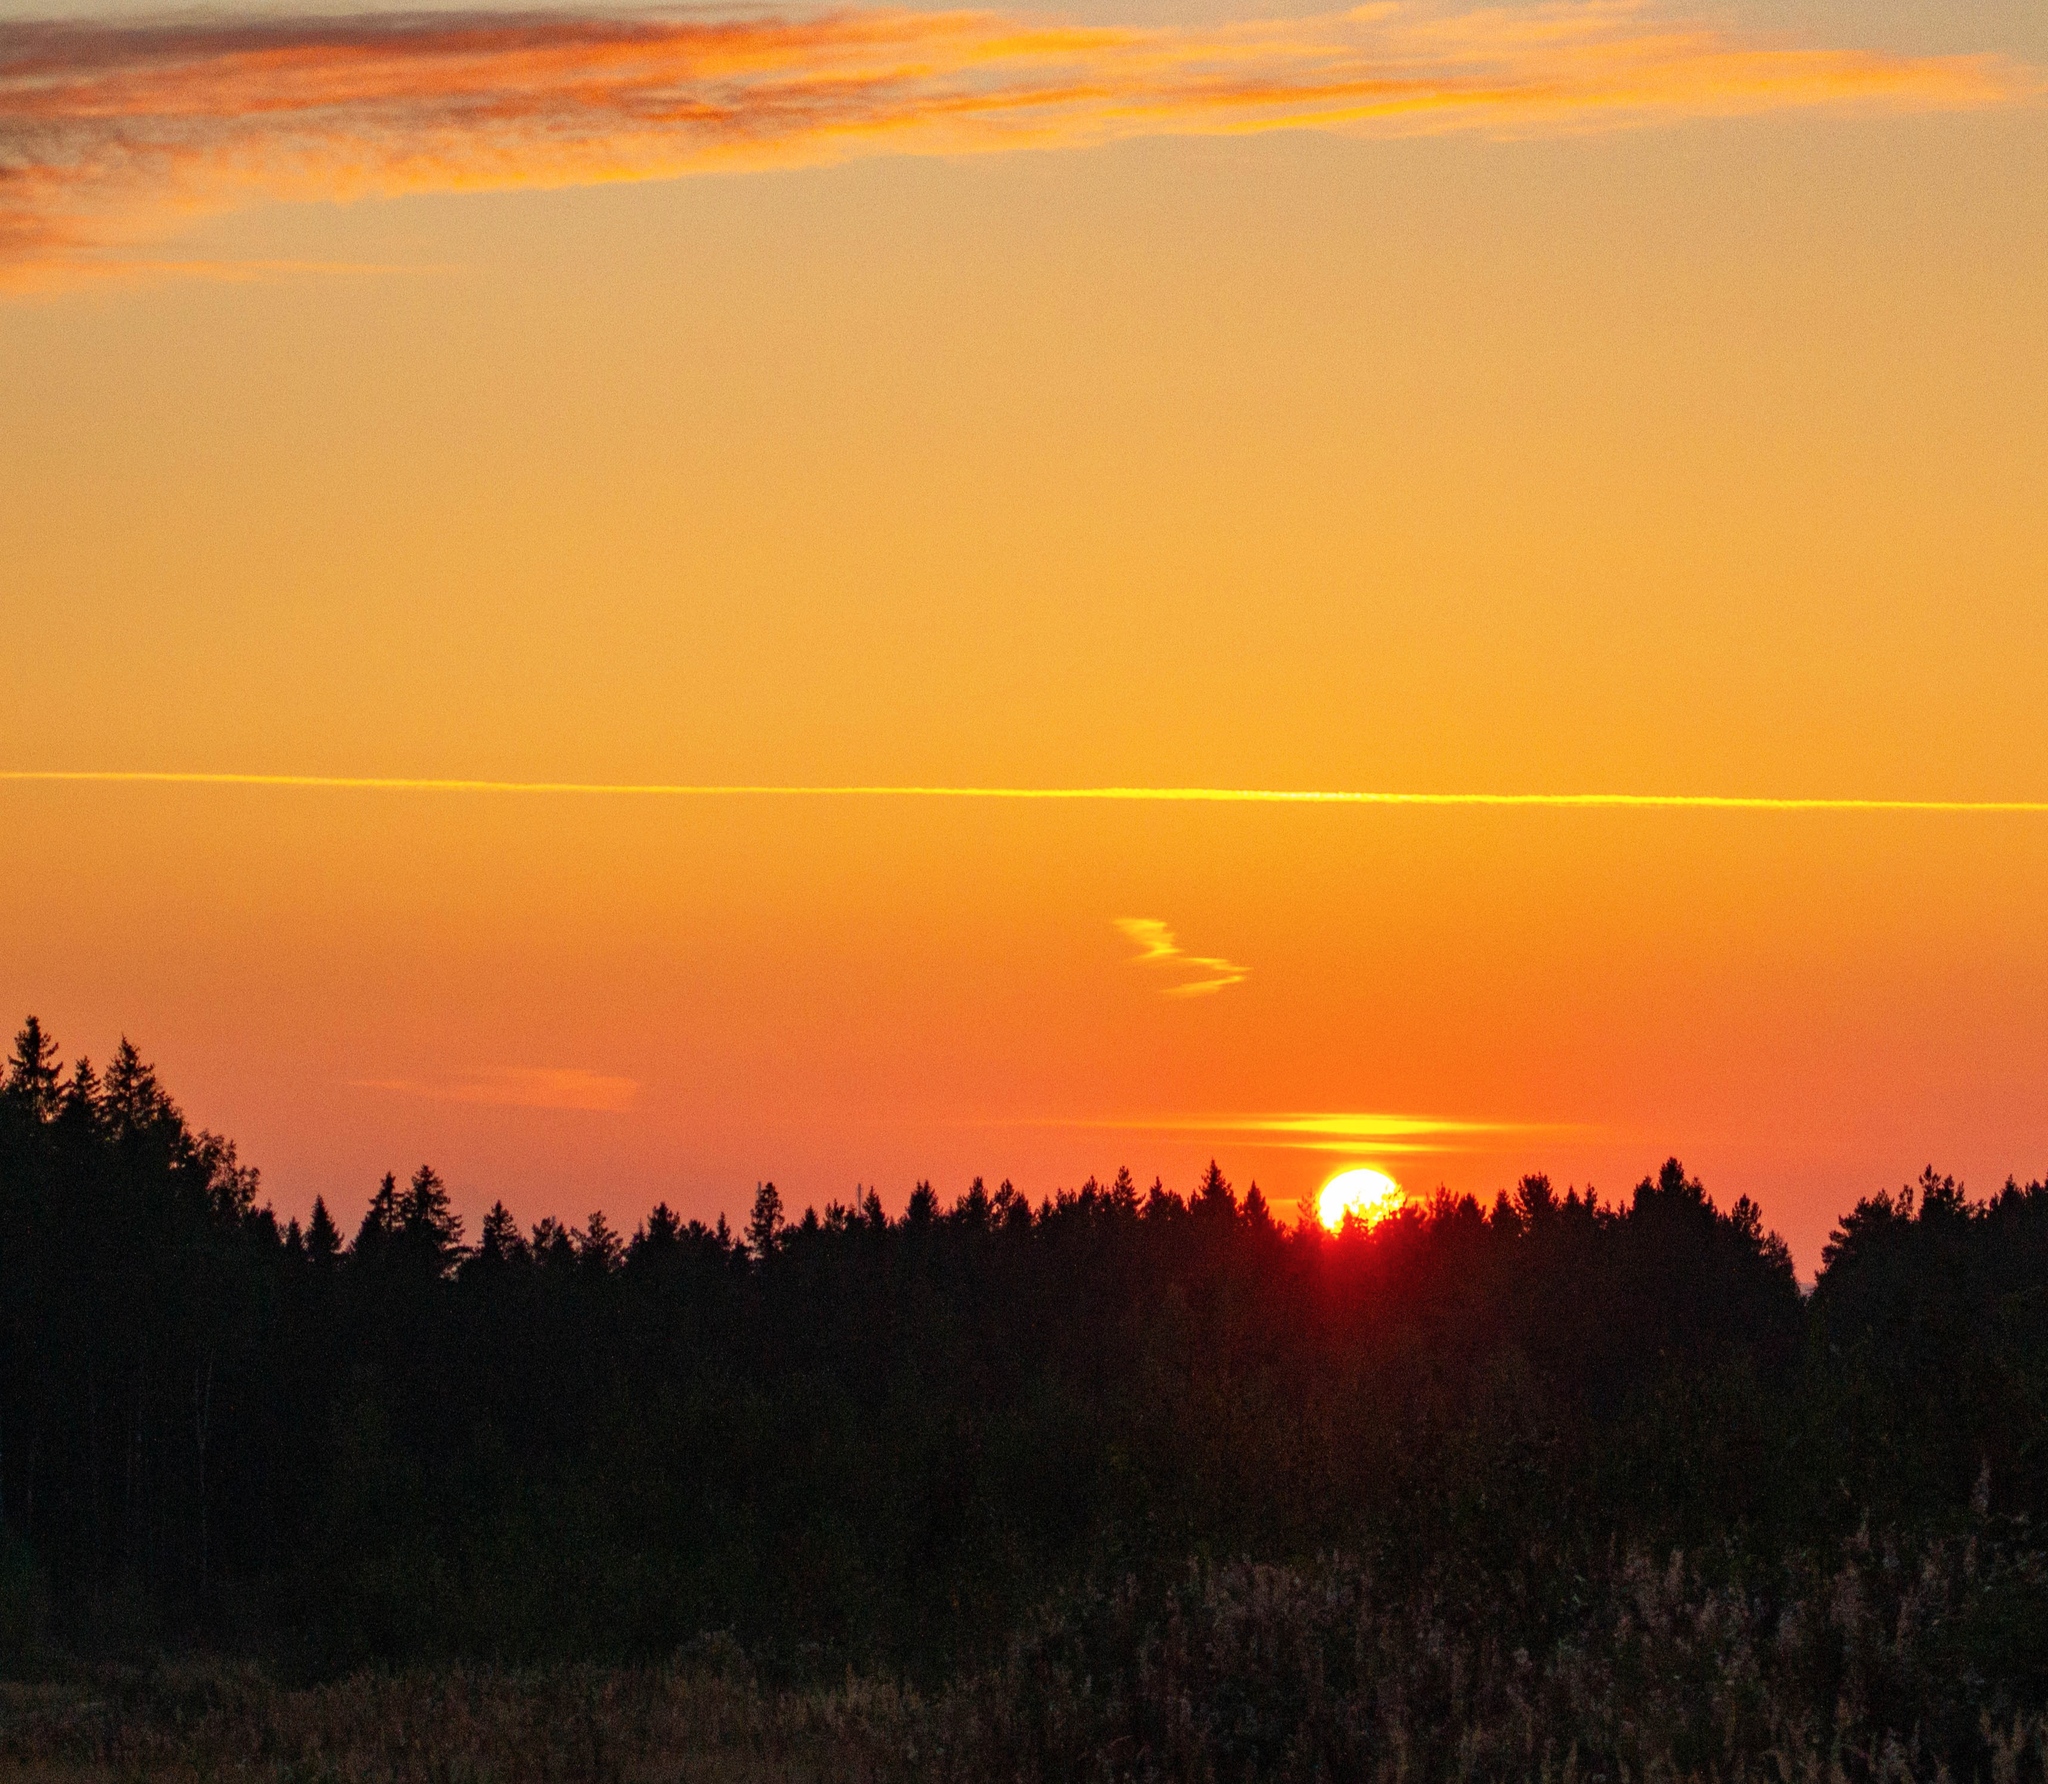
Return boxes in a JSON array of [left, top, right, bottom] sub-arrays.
[[3, 1015, 2046, 1687]]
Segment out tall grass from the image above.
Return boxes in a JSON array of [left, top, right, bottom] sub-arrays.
[[7, 1529, 2045, 1783]]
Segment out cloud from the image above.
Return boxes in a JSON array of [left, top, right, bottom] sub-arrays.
[[0, 0, 2029, 286], [1115, 915, 1247, 995], [1025, 1108, 1551, 1151], [352, 1067, 640, 1112], [1201, 1110, 1523, 1152]]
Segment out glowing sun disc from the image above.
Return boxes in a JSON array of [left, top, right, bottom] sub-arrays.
[[1318, 1167, 1404, 1232]]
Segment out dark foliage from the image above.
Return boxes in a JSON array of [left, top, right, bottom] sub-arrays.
[[4, 1017, 2047, 1762]]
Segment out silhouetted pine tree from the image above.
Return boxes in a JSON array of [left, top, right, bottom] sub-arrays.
[[579, 1210, 622, 1275], [398, 1165, 464, 1274], [747, 1181, 784, 1260], [640, 1202, 681, 1250], [530, 1215, 576, 1269], [56, 1056, 99, 1134], [1193, 1159, 1236, 1220], [353, 1172, 401, 1261], [473, 1200, 526, 1268], [1242, 1182, 1275, 1232], [955, 1177, 993, 1229], [306, 1196, 342, 1266], [3, 1019, 62, 1123], [101, 1037, 178, 1149]]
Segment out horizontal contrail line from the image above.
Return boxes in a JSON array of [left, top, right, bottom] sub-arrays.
[[3, 771, 2046, 812]]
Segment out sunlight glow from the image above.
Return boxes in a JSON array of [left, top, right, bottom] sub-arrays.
[[1317, 1167, 1406, 1232]]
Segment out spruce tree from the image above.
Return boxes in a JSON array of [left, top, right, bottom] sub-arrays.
[[59, 1056, 99, 1124], [634, 1203, 681, 1260], [101, 1038, 177, 1147], [747, 1181, 784, 1260], [4, 1018, 63, 1122], [1193, 1159, 1236, 1220], [580, 1209, 622, 1274], [355, 1172, 400, 1256], [306, 1195, 342, 1265], [531, 1216, 577, 1268], [1144, 1176, 1182, 1222], [1108, 1166, 1141, 1219], [399, 1165, 464, 1273], [475, 1200, 526, 1266]]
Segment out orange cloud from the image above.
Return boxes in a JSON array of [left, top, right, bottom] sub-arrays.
[[0, 1, 2028, 287], [1115, 916, 1247, 996]]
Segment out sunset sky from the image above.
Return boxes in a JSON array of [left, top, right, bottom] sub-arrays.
[[3, 0, 2044, 1271]]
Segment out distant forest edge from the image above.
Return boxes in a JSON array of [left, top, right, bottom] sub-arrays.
[[5, 1013, 2048, 1762]]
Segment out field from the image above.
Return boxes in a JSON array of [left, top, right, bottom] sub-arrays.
[[7, 1544, 2047, 1783]]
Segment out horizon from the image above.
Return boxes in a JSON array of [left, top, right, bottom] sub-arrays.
[[4, 997, 2039, 1279]]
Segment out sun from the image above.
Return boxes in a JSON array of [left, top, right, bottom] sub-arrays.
[[1317, 1166, 1405, 1232]]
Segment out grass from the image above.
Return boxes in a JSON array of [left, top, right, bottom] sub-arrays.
[[6, 1533, 2046, 1782], [0, 1661, 920, 1782]]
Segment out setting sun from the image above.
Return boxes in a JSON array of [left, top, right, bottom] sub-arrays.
[[1317, 1167, 1406, 1232]]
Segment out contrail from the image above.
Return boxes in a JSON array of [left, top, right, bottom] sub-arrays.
[[3, 771, 2046, 812]]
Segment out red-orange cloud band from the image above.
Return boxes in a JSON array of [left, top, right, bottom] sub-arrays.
[[1, 0, 2027, 286]]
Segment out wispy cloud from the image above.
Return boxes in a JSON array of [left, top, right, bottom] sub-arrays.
[[1204, 1110, 1531, 1152], [1115, 915, 1247, 996], [1041, 1108, 1535, 1151], [353, 1067, 640, 1112], [0, 1, 2028, 286]]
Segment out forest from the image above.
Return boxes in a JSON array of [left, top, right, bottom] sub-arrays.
[[4, 1012, 2048, 1781]]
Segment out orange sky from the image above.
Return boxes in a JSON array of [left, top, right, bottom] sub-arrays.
[[3, 0, 2044, 1271]]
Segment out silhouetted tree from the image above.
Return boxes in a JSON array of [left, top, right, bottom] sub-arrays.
[[747, 1181, 783, 1260], [306, 1196, 342, 1266], [530, 1215, 577, 1269], [354, 1172, 401, 1257], [101, 1037, 177, 1148], [1242, 1182, 1275, 1232], [1193, 1159, 1236, 1220], [473, 1200, 526, 1268], [3, 1019, 62, 1122], [580, 1210, 622, 1275], [399, 1165, 464, 1274]]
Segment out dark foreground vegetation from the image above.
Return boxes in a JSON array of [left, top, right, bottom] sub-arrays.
[[5, 1014, 2048, 1780]]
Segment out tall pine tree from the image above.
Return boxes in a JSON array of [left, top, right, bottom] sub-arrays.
[[3, 1018, 63, 1122]]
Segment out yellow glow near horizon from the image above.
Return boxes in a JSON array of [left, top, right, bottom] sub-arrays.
[[1317, 1167, 1406, 1232]]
